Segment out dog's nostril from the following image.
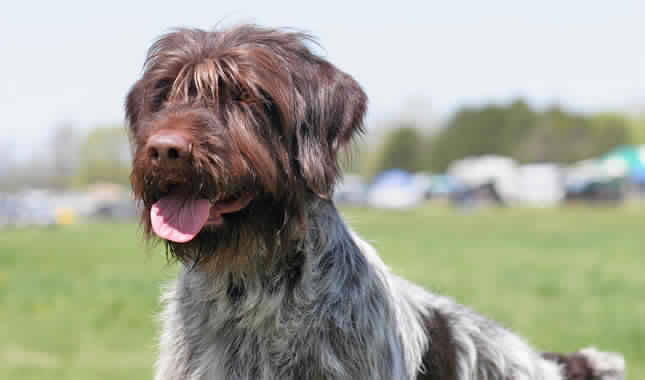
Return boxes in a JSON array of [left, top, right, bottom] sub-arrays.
[[150, 147, 160, 161], [146, 132, 190, 164]]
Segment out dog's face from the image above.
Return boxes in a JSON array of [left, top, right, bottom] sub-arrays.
[[125, 25, 366, 265]]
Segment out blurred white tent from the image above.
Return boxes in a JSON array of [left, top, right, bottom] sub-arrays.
[[366, 170, 426, 209], [447, 155, 520, 204], [516, 164, 564, 206]]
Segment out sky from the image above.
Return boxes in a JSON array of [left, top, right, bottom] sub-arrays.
[[1, 0, 643, 159]]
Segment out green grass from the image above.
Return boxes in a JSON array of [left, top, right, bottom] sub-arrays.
[[1, 205, 643, 379]]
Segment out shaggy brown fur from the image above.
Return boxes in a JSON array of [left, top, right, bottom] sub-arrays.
[[126, 25, 366, 270]]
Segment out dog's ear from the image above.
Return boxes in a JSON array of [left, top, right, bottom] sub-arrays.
[[296, 61, 367, 197]]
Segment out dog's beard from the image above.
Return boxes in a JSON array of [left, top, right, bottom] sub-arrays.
[[132, 146, 307, 269], [152, 194, 306, 270], [162, 207, 261, 267]]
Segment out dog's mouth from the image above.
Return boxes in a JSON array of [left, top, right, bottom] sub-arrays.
[[150, 193, 254, 243]]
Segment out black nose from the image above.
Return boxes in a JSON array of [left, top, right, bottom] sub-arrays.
[[147, 132, 191, 166]]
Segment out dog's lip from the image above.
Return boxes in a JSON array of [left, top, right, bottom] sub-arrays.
[[205, 193, 254, 225]]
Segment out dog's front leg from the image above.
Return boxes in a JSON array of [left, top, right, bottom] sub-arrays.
[[155, 285, 193, 380]]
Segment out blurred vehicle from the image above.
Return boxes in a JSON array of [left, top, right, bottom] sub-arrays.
[[450, 182, 504, 209], [564, 160, 626, 203], [90, 199, 139, 221], [0, 191, 57, 227], [0, 195, 19, 226], [333, 174, 367, 205], [600, 145, 645, 180], [447, 155, 520, 205], [562, 147, 645, 203], [425, 175, 466, 199], [366, 169, 426, 209]]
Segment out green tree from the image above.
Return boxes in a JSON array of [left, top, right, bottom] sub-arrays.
[[50, 121, 82, 188], [629, 116, 645, 144], [75, 126, 131, 186], [427, 100, 631, 170], [428, 99, 537, 171], [588, 113, 632, 154], [374, 125, 425, 174]]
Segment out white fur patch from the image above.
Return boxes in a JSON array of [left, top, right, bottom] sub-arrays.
[[579, 347, 626, 380]]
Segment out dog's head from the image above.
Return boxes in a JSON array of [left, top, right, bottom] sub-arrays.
[[125, 25, 366, 265]]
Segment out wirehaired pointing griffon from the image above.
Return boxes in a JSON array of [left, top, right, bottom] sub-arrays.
[[126, 24, 625, 380]]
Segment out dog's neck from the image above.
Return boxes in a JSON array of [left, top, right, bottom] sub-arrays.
[[174, 196, 380, 332], [195, 196, 356, 286]]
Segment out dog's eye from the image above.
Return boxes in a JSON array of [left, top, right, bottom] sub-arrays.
[[187, 81, 199, 98], [151, 79, 172, 112], [234, 89, 254, 103]]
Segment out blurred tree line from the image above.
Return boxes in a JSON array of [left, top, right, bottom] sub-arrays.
[[631, 116, 645, 144], [1, 98, 643, 191], [0, 123, 131, 191], [361, 99, 641, 176]]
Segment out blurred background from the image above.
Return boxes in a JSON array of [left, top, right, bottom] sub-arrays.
[[1, 1, 643, 379]]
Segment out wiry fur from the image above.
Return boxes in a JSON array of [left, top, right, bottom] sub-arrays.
[[125, 24, 625, 380], [544, 348, 626, 380]]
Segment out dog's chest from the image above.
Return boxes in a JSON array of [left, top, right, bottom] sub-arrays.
[[164, 266, 409, 380], [180, 293, 369, 379]]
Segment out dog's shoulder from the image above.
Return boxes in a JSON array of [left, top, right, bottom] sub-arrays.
[[348, 232, 459, 380]]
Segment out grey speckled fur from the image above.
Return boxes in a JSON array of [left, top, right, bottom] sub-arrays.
[[154, 198, 572, 380], [126, 25, 625, 380]]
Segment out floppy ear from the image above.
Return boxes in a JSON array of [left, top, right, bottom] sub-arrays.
[[296, 61, 367, 197]]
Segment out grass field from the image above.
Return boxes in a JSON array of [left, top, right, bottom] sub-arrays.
[[1, 205, 643, 379]]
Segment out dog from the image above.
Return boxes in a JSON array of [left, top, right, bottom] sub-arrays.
[[125, 24, 626, 380]]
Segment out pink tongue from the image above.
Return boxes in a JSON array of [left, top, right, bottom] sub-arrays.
[[150, 197, 211, 243]]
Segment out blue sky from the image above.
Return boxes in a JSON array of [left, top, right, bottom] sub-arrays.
[[1, 0, 643, 157]]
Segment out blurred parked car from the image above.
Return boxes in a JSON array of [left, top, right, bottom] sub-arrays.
[[367, 169, 426, 209], [334, 174, 367, 205]]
